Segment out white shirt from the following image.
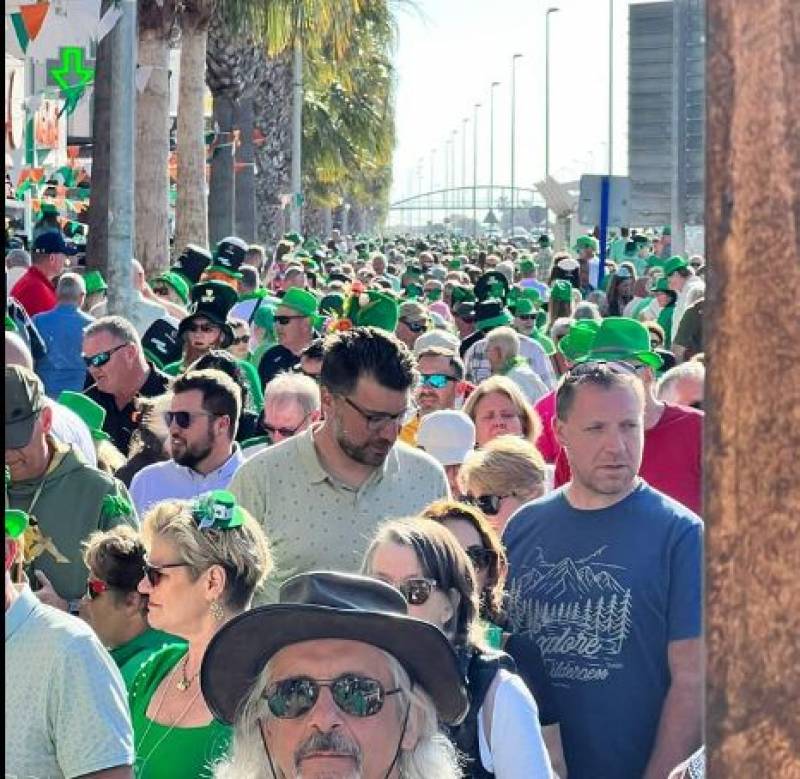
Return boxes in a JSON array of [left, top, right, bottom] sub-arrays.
[[465, 335, 556, 389], [477, 669, 553, 778], [672, 276, 705, 337], [505, 364, 549, 405], [129, 445, 246, 516], [48, 399, 98, 467]]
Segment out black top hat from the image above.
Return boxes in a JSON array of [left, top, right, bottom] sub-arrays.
[[172, 244, 213, 286], [474, 271, 510, 304], [178, 281, 237, 348], [141, 318, 183, 370], [208, 236, 247, 279], [200, 571, 469, 726]]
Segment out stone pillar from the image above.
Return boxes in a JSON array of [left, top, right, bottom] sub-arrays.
[[705, 1, 800, 775]]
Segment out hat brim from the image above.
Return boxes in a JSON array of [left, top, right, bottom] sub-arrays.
[[205, 264, 244, 280], [90, 428, 111, 442], [580, 348, 664, 370], [200, 604, 469, 727], [178, 314, 234, 348]]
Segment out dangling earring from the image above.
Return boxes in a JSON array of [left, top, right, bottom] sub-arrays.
[[210, 599, 225, 622]]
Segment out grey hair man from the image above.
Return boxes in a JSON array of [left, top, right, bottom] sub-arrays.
[[5, 247, 31, 288], [203, 571, 466, 779], [261, 372, 321, 446], [485, 326, 549, 404], [657, 361, 704, 410]]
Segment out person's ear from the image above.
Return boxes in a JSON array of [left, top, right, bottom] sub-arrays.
[[204, 564, 227, 601], [554, 416, 569, 448], [125, 590, 146, 617], [39, 404, 54, 436]]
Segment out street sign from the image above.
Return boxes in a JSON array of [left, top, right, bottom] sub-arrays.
[[578, 175, 631, 226]]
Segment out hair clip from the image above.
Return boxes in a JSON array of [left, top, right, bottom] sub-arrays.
[[191, 490, 244, 531]]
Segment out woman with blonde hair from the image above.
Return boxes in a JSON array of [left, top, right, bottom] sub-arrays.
[[130, 490, 272, 778], [459, 434, 548, 534], [462, 375, 542, 449]]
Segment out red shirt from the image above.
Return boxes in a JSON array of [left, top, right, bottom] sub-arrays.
[[554, 403, 704, 515], [11, 266, 57, 316]]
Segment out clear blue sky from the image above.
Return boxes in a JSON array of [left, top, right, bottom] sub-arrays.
[[389, 0, 660, 204]]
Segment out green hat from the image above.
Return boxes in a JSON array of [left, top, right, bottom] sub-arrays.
[[450, 286, 475, 306], [207, 236, 247, 280], [519, 287, 542, 305], [474, 300, 513, 332], [151, 271, 190, 305], [632, 234, 650, 246], [84, 270, 107, 296], [279, 287, 319, 317], [191, 490, 245, 531], [474, 271, 510, 303], [405, 282, 423, 300], [538, 234, 552, 246], [573, 235, 599, 252], [319, 293, 345, 317], [5, 509, 29, 539], [662, 256, 689, 276], [448, 259, 462, 270], [578, 317, 663, 369], [57, 391, 111, 442], [284, 231, 304, 247], [5, 314, 17, 333], [518, 258, 535, 274], [550, 279, 574, 302], [347, 291, 400, 332], [512, 298, 536, 316], [557, 320, 601, 361], [661, 225, 672, 236], [253, 304, 275, 332], [649, 277, 670, 294]]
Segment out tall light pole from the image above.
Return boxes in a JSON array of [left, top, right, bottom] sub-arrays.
[[430, 148, 436, 230], [462, 117, 469, 216], [417, 157, 424, 236], [444, 138, 451, 219], [510, 53, 523, 236], [608, 0, 614, 174], [490, 81, 501, 222], [545, 7, 560, 237], [473, 103, 480, 237], [451, 129, 457, 227]]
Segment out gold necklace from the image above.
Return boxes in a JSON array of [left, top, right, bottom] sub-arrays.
[[176, 653, 198, 692]]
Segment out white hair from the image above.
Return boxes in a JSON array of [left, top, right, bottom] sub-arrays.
[[6, 248, 31, 268], [657, 361, 705, 404], [213, 648, 462, 779], [263, 372, 321, 416], [485, 326, 520, 362], [57, 272, 86, 303]]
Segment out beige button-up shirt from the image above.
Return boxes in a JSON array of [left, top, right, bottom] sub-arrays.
[[229, 425, 450, 602]]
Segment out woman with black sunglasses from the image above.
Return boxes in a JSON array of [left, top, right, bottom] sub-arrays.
[[129, 491, 272, 778], [362, 518, 553, 779]]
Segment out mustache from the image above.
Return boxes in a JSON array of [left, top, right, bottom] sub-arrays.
[[294, 729, 362, 767]]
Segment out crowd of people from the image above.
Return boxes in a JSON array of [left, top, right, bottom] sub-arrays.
[[5, 225, 706, 779]]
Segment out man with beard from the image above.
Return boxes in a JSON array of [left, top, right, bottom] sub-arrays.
[[230, 327, 449, 602], [129, 369, 245, 516]]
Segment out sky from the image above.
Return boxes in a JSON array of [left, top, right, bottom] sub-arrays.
[[389, 0, 660, 207]]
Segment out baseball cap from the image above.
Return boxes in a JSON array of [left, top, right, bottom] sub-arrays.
[[413, 329, 460, 357], [33, 232, 78, 256], [5, 366, 46, 449], [417, 411, 476, 467]]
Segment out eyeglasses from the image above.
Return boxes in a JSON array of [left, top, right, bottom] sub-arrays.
[[264, 674, 401, 719], [465, 546, 498, 571], [143, 560, 191, 586], [82, 343, 127, 368], [395, 577, 439, 606], [262, 413, 310, 440], [274, 314, 307, 325], [152, 286, 170, 296], [163, 410, 220, 429], [465, 494, 509, 516], [419, 373, 457, 390], [341, 396, 415, 432], [515, 314, 537, 321], [187, 322, 220, 334], [400, 318, 427, 333], [230, 335, 250, 345], [86, 577, 110, 599]]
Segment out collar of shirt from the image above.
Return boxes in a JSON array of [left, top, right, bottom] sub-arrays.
[[5, 585, 40, 643], [174, 443, 245, 481]]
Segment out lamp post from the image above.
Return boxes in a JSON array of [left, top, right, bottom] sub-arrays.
[[545, 7, 560, 237], [462, 117, 468, 217], [510, 53, 523, 236], [490, 81, 500, 223], [417, 157, 424, 236], [451, 129, 457, 228], [473, 103, 480, 237], [444, 138, 451, 220], [430, 148, 436, 230]]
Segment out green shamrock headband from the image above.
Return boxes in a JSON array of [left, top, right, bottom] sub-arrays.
[[191, 490, 245, 531]]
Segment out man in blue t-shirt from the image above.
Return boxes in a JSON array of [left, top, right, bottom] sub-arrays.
[[503, 362, 703, 779]]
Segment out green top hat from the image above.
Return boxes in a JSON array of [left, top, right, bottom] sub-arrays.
[[172, 244, 213, 286], [573, 235, 599, 252], [405, 282, 423, 300], [319, 293, 345, 317], [448, 259, 462, 270], [557, 320, 601, 361], [179, 281, 238, 348], [577, 317, 663, 369], [538, 234, 552, 246], [518, 258, 536, 274], [279, 287, 319, 317], [550, 279, 574, 302], [346, 291, 399, 332], [511, 298, 536, 316], [518, 287, 542, 305], [475, 299, 513, 332], [474, 271, 510, 304], [662, 255, 689, 276], [450, 285, 476, 306], [649, 277, 671, 294], [5, 509, 29, 539], [83, 270, 107, 296], [151, 271, 190, 305], [632, 234, 650, 246], [57, 391, 111, 442], [208, 236, 247, 279]]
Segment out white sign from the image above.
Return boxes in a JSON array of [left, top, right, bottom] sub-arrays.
[[578, 175, 631, 227]]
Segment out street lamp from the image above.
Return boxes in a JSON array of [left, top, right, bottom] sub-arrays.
[[451, 129, 457, 226], [430, 148, 436, 229], [545, 7, 560, 236], [608, 0, 614, 174], [473, 103, 480, 237], [490, 81, 501, 223], [462, 117, 468, 216], [510, 53, 523, 236]]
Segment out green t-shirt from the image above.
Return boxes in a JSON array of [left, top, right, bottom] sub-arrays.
[[164, 358, 264, 413], [111, 629, 185, 691], [130, 645, 231, 779]]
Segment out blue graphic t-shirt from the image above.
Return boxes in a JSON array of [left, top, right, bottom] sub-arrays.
[[503, 481, 703, 779]]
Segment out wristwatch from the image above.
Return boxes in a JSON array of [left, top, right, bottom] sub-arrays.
[[67, 599, 82, 616]]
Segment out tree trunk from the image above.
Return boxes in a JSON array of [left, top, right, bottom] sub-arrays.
[[174, 23, 210, 253], [350, 203, 366, 235], [208, 93, 235, 244], [234, 95, 256, 242], [135, 30, 171, 274], [302, 206, 329, 239], [706, 1, 800, 776], [85, 0, 114, 273]]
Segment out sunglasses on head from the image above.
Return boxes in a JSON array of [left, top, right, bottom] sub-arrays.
[[264, 674, 401, 719], [142, 559, 191, 586], [82, 343, 127, 368], [419, 373, 457, 390], [86, 577, 110, 599], [274, 314, 307, 325], [465, 545, 498, 571], [400, 318, 427, 333], [163, 410, 219, 429], [187, 322, 219, 334], [395, 577, 438, 606], [465, 494, 508, 516]]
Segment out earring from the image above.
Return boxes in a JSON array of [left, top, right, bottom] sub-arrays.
[[210, 599, 225, 622]]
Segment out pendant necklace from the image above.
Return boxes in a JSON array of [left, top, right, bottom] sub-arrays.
[[176, 653, 198, 691]]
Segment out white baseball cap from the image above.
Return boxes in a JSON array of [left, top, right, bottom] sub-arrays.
[[413, 329, 460, 358], [416, 411, 476, 467]]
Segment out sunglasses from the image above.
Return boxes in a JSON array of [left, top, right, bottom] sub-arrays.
[[86, 577, 110, 599], [466, 494, 509, 516], [230, 335, 250, 345], [419, 373, 457, 390], [262, 413, 310, 440], [400, 318, 427, 333], [143, 560, 191, 586], [516, 314, 537, 321], [187, 322, 220, 334], [395, 577, 438, 606], [264, 674, 401, 719], [465, 545, 498, 571], [163, 410, 220, 429], [152, 286, 171, 296], [82, 343, 127, 368], [274, 315, 307, 325]]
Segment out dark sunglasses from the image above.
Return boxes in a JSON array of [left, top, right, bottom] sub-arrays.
[[152, 286, 170, 296], [465, 545, 498, 571], [396, 577, 438, 606], [419, 373, 457, 390], [515, 314, 537, 321], [86, 577, 110, 599], [82, 343, 127, 368], [230, 335, 250, 345], [163, 410, 219, 429], [143, 560, 191, 586], [466, 494, 509, 516], [264, 674, 401, 719], [262, 413, 310, 439], [400, 318, 427, 333], [274, 314, 307, 325], [187, 322, 219, 334]]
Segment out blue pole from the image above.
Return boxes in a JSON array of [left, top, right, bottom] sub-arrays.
[[598, 175, 610, 288]]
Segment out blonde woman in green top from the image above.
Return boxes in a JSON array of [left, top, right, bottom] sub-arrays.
[[129, 491, 273, 778]]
